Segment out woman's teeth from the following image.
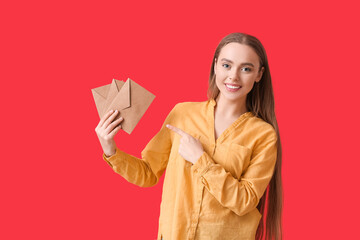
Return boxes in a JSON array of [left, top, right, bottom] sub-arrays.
[[226, 84, 240, 89]]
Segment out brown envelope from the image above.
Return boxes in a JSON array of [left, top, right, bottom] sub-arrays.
[[91, 78, 156, 134]]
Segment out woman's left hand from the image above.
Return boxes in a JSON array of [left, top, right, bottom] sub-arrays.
[[166, 124, 204, 165]]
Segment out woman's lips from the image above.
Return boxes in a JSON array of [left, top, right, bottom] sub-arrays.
[[225, 83, 242, 92]]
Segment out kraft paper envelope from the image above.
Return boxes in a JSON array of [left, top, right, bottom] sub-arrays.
[[91, 78, 156, 134]]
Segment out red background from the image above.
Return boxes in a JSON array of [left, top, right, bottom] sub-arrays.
[[1, 0, 359, 239]]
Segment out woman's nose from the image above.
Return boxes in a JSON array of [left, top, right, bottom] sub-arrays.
[[229, 69, 239, 81]]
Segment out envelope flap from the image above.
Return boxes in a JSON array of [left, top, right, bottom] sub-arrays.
[[114, 79, 124, 91], [91, 84, 112, 118], [108, 79, 121, 100], [116, 78, 131, 110], [92, 84, 110, 100]]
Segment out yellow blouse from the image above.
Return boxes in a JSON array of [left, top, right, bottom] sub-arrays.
[[103, 99, 278, 240]]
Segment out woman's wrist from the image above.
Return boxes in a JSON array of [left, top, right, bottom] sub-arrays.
[[104, 147, 116, 158], [102, 140, 117, 158]]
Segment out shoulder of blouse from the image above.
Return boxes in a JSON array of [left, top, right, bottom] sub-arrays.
[[172, 100, 207, 113], [175, 100, 205, 108], [247, 115, 278, 141]]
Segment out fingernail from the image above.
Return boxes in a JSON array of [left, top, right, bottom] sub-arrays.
[[115, 110, 118, 113], [120, 117, 123, 120]]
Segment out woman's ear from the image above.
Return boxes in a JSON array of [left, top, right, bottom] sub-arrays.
[[256, 66, 265, 82]]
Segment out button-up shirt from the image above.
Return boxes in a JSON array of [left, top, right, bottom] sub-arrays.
[[103, 99, 278, 240]]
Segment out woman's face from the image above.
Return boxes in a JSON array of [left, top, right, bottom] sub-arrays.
[[214, 42, 264, 103]]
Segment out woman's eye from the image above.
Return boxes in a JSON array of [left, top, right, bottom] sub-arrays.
[[222, 63, 230, 68], [242, 67, 251, 72]]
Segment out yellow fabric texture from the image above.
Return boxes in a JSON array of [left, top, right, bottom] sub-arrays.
[[103, 99, 278, 240]]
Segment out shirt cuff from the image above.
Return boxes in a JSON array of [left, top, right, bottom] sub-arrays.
[[191, 151, 215, 178], [102, 147, 121, 168]]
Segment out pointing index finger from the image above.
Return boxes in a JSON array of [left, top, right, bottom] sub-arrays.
[[166, 124, 187, 137]]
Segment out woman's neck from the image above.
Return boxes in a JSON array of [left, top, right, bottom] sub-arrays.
[[215, 94, 248, 119]]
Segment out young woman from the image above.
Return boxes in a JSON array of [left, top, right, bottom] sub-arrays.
[[95, 32, 283, 240]]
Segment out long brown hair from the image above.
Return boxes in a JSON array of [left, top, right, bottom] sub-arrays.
[[207, 32, 283, 240]]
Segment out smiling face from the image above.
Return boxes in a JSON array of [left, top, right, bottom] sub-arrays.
[[214, 42, 264, 105]]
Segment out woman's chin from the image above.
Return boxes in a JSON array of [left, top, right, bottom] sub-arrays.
[[220, 91, 243, 100]]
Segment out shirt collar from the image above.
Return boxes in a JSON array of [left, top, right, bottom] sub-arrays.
[[209, 98, 216, 107], [208, 98, 254, 118]]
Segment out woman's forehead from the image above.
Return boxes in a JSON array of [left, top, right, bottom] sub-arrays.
[[218, 42, 259, 65]]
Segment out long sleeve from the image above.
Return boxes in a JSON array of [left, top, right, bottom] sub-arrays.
[[102, 104, 178, 188], [190, 132, 278, 217]]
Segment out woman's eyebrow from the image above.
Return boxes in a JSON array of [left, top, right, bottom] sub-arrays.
[[220, 58, 255, 67]]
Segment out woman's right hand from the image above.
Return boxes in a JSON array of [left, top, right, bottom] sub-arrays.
[[95, 109, 124, 157]]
